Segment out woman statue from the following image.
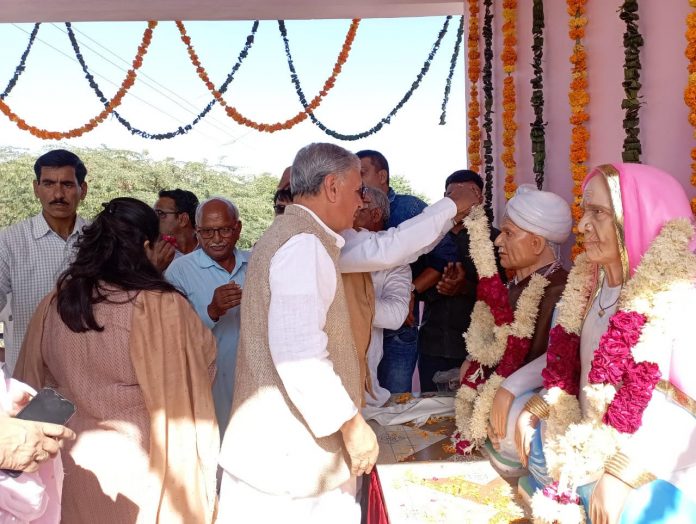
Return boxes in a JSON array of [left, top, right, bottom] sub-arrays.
[[506, 164, 696, 523]]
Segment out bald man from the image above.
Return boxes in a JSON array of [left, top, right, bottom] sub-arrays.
[[166, 196, 249, 434]]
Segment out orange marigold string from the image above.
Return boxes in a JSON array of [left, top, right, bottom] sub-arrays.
[[567, 0, 590, 259], [0, 21, 157, 140], [685, 3, 696, 213], [467, 0, 482, 173], [176, 20, 359, 133], [501, 0, 518, 200]]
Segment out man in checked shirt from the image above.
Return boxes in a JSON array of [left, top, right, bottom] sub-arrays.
[[0, 149, 88, 373]]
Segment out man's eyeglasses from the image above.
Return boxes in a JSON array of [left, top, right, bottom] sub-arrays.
[[357, 185, 368, 200], [273, 204, 286, 215], [154, 209, 181, 219], [197, 227, 237, 239]]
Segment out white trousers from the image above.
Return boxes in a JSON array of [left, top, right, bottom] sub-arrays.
[[216, 471, 360, 524]]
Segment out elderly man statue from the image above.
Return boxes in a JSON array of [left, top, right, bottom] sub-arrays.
[[460, 184, 572, 473]]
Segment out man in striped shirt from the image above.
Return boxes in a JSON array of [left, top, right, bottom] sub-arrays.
[[0, 149, 88, 372]]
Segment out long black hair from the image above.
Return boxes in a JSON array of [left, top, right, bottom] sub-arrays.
[[57, 197, 181, 333]]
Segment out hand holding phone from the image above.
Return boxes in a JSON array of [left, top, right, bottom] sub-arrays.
[[1, 388, 76, 477]]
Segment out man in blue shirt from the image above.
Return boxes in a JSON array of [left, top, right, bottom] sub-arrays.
[[356, 150, 427, 393], [166, 196, 249, 434]]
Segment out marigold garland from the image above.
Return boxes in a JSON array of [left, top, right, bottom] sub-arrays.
[[282, 17, 452, 140], [501, 0, 518, 200], [467, 0, 483, 174], [482, 0, 495, 222], [530, 0, 546, 189], [532, 219, 696, 523], [684, 6, 696, 214], [0, 21, 157, 139], [568, 0, 590, 260], [177, 19, 359, 133], [620, 0, 644, 163], [68, 20, 259, 140]]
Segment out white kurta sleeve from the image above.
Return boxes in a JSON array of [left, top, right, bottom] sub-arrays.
[[373, 265, 412, 330], [338, 197, 457, 273], [501, 352, 546, 397], [268, 234, 358, 439]]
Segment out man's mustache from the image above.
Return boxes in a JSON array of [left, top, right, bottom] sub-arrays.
[[49, 199, 68, 205]]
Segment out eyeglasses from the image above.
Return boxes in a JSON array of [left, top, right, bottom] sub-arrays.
[[154, 209, 181, 219], [357, 185, 368, 200], [197, 226, 237, 239], [273, 204, 286, 215]]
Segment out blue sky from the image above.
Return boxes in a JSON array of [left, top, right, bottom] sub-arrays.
[[0, 17, 466, 201]]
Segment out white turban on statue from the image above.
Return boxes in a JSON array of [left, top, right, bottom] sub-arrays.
[[506, 184, 572, 244]]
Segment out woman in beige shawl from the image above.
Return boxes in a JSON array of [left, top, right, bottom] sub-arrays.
[[15, 197, 218, 524]]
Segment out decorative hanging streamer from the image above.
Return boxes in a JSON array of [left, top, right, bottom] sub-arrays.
[[0, 21, 157, 140], [530, 0, 546, 189], [440, 16, 464, 125], [568, 0, 591, 259], [177, 19, 359, 133], [1, 24, 40, 100], [280, 17, 451, 141], [467, 0, 482, 173], [66, 21, 259, 140], [620, 0, 644, 162], [482, 0, 495, 222], [684, 1, 696, 214], [501, 0, 518, 201]]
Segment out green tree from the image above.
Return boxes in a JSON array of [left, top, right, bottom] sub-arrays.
[[0, 147, 428, 247]]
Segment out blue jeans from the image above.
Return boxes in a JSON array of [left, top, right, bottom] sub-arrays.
[[378, 325, 418, 393]]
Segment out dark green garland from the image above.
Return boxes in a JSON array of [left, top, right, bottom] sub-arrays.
[[530, 0, 546, 189], [482, 0, 495, 222], [620, 0, 643, 163]]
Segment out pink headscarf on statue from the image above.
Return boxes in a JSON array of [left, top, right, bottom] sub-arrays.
[[583, 163, 696, 398], [583, 163, 695, 277]]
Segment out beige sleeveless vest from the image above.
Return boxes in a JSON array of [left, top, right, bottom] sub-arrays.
[[219, 205, 361, 497]]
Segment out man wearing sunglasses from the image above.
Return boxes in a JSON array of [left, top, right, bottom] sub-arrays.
[[165, 196, 248, 435]]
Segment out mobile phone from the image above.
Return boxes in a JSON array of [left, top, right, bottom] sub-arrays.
[[2, 388, 76, 478]]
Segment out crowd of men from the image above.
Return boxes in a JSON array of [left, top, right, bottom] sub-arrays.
[[1, 144, 692, 523]]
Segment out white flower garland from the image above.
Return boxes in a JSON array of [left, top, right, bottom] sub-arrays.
[[454, 205, 550, 451], [533, 219, 696, 523]]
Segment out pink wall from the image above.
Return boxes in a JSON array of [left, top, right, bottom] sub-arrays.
[[469, 1, 693, 256]]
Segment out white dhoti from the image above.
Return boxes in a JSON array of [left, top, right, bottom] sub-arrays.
[[217, 471, 360, 524]]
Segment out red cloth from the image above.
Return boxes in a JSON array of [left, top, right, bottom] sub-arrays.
[[366, 468, 389, 524]]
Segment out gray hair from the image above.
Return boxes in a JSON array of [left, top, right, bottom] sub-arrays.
[[290, 143, 360, 197], [195, 196, 239, 226], [364, 187, 390, 227]]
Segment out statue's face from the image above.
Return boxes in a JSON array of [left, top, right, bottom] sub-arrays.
[[578, 175, 621, 267], [494, 217, 542, 270]]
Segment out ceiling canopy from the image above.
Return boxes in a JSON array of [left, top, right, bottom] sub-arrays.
[[1, 1, 464, 23]]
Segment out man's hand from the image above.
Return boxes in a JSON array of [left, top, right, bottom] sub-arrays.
[[340, 412, 379, 477], [446, 184, 482, 220], [404, 291, 416, 327], [514, 408, 539, 467], [590, 473, 632, 524], [0, 418, 75, 472], [207, 282, 243, 322], [490, 387, 514, 440], [147, 239, 176, 272], [436, 262, 466, 296]]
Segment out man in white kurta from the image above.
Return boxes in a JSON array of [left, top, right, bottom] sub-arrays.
[[218, 145, 482, 523], [352, 188, 411, 407]]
